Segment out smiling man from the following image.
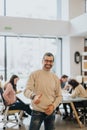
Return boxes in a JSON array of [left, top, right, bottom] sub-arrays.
[[24, 52, 62, 130]]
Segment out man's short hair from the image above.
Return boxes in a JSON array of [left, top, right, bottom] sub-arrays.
[[43, 52, 54, 62], [61, 75, 68, 79]]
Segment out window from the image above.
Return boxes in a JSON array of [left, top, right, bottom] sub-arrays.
[[0, 0, 4, 15], [6, 0, 61, 20], [5, 36, 62, 89]]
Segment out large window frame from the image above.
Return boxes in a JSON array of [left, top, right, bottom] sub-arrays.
[[0, 36, 62, 89], [1, 0, 62, 20]]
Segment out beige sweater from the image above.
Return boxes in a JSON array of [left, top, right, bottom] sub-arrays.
[[71, 84, 87, 98], [24, 69, 62, 112]]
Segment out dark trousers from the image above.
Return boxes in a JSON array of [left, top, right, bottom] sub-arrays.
[[9, 100, 32, 115], [29, 110, 55, 130], [63, 103, 72, 115], [56, 103, 72, 115]]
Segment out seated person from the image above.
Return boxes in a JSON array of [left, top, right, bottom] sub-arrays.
[[56, 75, 72, 119], [68, 79, 87, 109], [3, 75, 32, 116], [60, 75, 68, 89], [62, 83, 73, 119]]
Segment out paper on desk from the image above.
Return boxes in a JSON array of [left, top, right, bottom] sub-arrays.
[[16, 92, 31, 104], [62, 90, 71, 97]]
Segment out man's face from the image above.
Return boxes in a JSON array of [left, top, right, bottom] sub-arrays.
[[42, 56, 54, 71], [62, 78, 68, 83]]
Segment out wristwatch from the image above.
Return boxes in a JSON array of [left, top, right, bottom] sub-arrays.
[[31, 94, 36, 100]]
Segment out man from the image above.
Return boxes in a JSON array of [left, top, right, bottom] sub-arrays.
[[24, 52, 62, 130], [60, 75, 72, 119], [60, 75, 68, 89], [56, 75, 69, 117]]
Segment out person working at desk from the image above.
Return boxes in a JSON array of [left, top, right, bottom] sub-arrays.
[[60, 75, 68, 89], [68, 79, 87, 108], [24, 52, 62, 130], [3, 75, 32, 116], [56, 75, 72, 119]]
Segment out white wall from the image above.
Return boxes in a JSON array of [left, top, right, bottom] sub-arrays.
[[69, 0, 85, 19], [70, 37, 84, 77], [61, 0, 85, 20], [61, 0, 85, 78], [70, 13, 87, 36], [62, 37, 70, 76], [62, 37, 84, 78], [0, 16, 70, 37]]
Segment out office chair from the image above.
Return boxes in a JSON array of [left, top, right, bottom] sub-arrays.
[[75, 100, 87, 125], [0, 87, 23, 130]]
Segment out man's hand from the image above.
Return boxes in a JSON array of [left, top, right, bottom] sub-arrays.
[[33, 94, 42, 104], [45, 104, 54, 115]]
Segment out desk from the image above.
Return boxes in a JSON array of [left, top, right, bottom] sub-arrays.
[[62, 92, 87, 128], [16, 92, 31, 104]]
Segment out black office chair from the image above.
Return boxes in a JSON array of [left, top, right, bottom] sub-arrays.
[[80, 101, 87, 125], [74, 100, 87, 125], [0, 87, 22, 129]]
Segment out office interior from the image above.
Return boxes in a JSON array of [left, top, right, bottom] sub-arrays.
[[0, 0, 87, 130]]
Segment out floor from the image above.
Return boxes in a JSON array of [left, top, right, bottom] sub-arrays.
[[0, 113, 87, 130]]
